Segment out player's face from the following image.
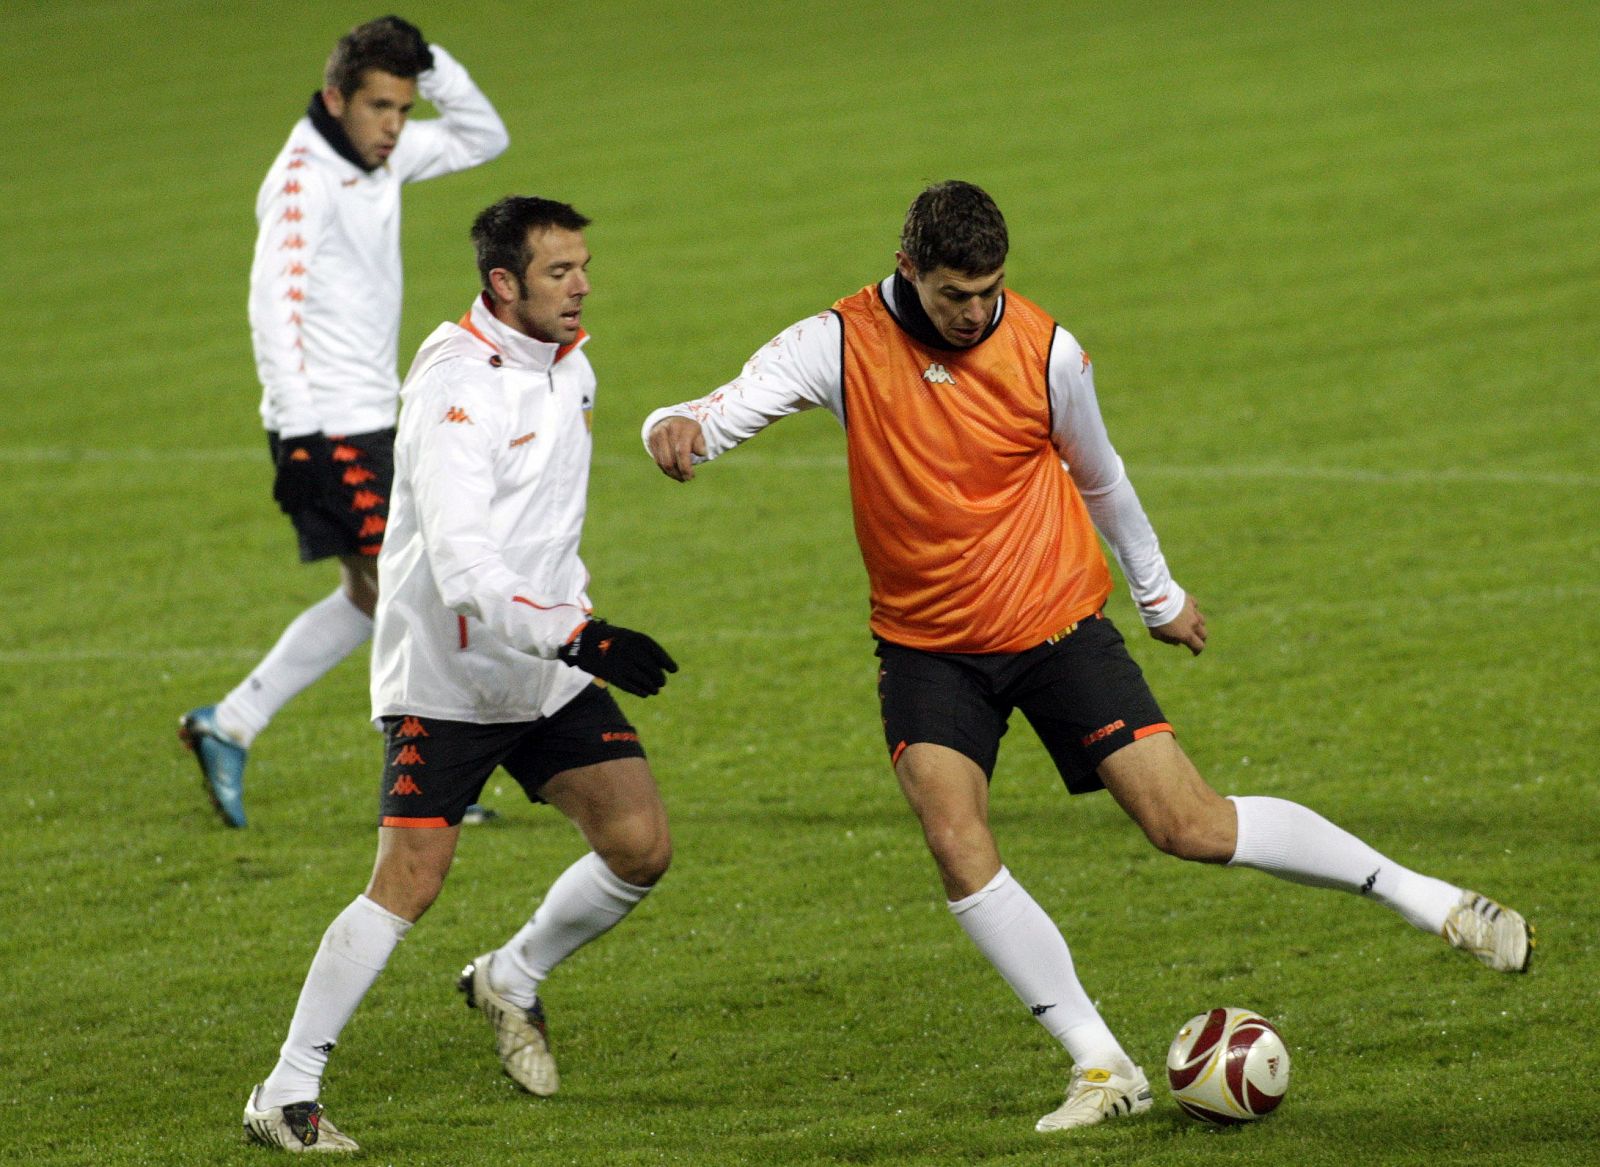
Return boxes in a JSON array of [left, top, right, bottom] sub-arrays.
[[896, 253, 1005, 348], [498, 227, 591, 344], [323, 69, 417, 169]]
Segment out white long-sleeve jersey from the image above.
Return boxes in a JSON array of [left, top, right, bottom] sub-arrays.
[[248, 45, 509, 439], [641, 277, 1186, 629], [371, 296, 598, 724]]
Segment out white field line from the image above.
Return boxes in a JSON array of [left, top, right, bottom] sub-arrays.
[[1, 447, 265, 462], [0, 647, 266, 665], [2, 445, 1595, 488], [4, 582, 1594, 668]]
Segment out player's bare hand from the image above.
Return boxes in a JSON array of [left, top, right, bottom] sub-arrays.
[[1151, 594, 1207, 655], [647, 416, 706, 482]]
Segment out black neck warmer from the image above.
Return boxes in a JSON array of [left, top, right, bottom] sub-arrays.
[[886, 269, 1004, 351], [307, 91, 378, 173]]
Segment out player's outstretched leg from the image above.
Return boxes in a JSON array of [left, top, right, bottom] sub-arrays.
[[458, 952, 559, 1096], [1226, 795, 1534, 972], [1036, 1065, 1154, 1132], [179, 705, 248, 827], [243, 1084, 359, 1153]]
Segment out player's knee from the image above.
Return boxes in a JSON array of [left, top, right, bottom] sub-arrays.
[[628, 839, 672, 887], [367, 859, 448, 922], [603, 823, 672, 887], [918, 818, 998, 893], [920, 814, 975, 863]]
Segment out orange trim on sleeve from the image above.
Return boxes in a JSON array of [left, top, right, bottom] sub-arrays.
[[381, 816, 452, 829], [1132, 722, 1174, 740]]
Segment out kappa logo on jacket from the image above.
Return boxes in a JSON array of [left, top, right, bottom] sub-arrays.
[[443, 406, 473, 424], [922, 363, 955, 385]]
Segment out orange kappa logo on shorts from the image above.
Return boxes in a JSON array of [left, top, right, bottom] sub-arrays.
[[388, 774, 423, 796], [1081, 719, 1126, 748]]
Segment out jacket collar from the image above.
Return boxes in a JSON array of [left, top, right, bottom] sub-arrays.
[[459, 294, 588, 373]]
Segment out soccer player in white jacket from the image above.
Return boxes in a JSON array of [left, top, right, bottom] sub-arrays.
[[180, 16, 508, 828], [243, 196, 678, 1153]]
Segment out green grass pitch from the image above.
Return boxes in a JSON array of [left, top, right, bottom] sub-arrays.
[[1, 2, 1596, 1163]]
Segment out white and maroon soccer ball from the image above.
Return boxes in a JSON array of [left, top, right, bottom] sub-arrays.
[[1166, 1007, 1291, 1124]]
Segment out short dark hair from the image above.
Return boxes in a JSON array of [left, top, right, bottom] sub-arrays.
[[471, 196, 592, 293], [899, 181, 1009, 276], [324, 15, 433, 97]]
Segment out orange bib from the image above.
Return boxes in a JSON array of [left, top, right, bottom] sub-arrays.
[[833, 284, 1112, 652]]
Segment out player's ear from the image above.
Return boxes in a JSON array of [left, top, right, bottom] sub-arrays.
[[894, 250, 918, 283], [322, 84, 346, 117], [487, 267, 520, 305]]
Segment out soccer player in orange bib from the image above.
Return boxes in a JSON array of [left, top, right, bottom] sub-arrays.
[[645, 181, 1532, 1133]]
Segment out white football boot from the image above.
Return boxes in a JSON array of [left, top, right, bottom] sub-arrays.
[[1035, 1064, 1154, 1132], [242, 1085, 358, 1153], [1442, 891, 1534, 972], [457, 953, 559, 1096]]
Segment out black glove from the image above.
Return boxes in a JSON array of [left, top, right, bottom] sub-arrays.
[[272, 433, 334, 515], [558, 618, 678, 697]]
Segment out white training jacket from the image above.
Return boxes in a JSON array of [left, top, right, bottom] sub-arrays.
[[641, 277, 1186, 629], [371, 296, 598, 724], [248, 45, 509, 439]]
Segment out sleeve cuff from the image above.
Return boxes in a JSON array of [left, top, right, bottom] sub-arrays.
[[1135, 584, 1187, 628]]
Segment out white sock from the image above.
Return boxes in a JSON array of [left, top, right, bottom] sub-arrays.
[[258, 896, 411, 1108], [489, 852, 653, 1009], [1228, 795, 1461, 933], [216, 590, 373, 747], [949, 867, 1132, 1072]]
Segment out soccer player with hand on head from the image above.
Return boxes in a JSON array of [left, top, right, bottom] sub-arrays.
[[180, 15, 508, 828], [242, 197, 677, 1153], [645, 180, 1533, 1135]]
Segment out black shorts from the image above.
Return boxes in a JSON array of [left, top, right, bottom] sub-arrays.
[[875, 612, 1171, 794], [267, 428, 395, 563], [377, 684, 647, 828]]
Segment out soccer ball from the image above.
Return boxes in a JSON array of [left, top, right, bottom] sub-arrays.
[[1166, 1007, 1291, 1124]]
